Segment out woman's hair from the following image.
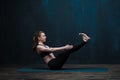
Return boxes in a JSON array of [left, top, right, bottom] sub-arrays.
[[32, 31, 44, 51]]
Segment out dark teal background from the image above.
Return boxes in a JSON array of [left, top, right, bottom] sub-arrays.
[[1, 0, 120, 64]]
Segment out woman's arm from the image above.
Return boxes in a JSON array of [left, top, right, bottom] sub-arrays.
[[49, 53, 56, 58], [50, 45, 73, 52], [37, 45, 73, 53]]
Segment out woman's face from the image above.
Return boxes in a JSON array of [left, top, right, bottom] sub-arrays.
[[38, 32, 46, 43]]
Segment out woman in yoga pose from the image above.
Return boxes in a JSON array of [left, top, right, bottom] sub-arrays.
[[32, 31, 90, 70]]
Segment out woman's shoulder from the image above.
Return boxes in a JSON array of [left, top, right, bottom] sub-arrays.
[[37, 44, 49, 48]]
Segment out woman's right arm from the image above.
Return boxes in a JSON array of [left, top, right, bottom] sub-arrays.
[[37, 45, 73, 53]]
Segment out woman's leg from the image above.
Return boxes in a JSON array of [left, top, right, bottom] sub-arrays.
[[48, 41, 87, 70]]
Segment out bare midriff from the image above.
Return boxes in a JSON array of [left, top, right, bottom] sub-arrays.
[[43, 55, 55, 64]]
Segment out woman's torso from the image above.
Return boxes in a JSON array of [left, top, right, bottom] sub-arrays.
[[37, 44, 55, 63], [43, 55, 54, 63]]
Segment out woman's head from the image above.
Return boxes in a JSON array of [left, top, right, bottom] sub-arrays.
[[32, 31, 46, 50]]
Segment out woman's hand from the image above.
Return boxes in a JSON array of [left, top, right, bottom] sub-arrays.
[[64, 44, 73, 50]]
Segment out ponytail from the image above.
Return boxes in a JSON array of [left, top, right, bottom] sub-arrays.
[[32, 36, 38, 51]]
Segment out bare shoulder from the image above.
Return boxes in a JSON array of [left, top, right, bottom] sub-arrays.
[[37, 44, 50, 49], [37, 45, 45, 49], [36, 45, 45, 53]]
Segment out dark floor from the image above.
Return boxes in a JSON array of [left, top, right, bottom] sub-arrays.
[[0, 64, 120, 80]]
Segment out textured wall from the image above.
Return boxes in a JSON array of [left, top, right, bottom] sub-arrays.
[[0, 0, 120, 64]]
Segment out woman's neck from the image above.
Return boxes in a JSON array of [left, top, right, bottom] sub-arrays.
[[38, 41, 44, 45]]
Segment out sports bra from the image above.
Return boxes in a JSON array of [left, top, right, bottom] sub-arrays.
[[37, 44, 50, 58]]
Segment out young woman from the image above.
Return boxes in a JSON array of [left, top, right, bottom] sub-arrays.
[[32, 31, 90, 70]]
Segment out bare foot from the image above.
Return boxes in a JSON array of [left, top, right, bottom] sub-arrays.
[[79, 33, 90, 42]]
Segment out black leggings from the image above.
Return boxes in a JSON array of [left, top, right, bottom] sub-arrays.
[[48, 41, 87, 70]]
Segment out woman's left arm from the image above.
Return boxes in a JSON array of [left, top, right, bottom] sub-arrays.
[[49, 53, 56, 59]]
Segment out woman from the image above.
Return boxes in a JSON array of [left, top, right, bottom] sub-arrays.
[[32, 31, 90, 70]]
